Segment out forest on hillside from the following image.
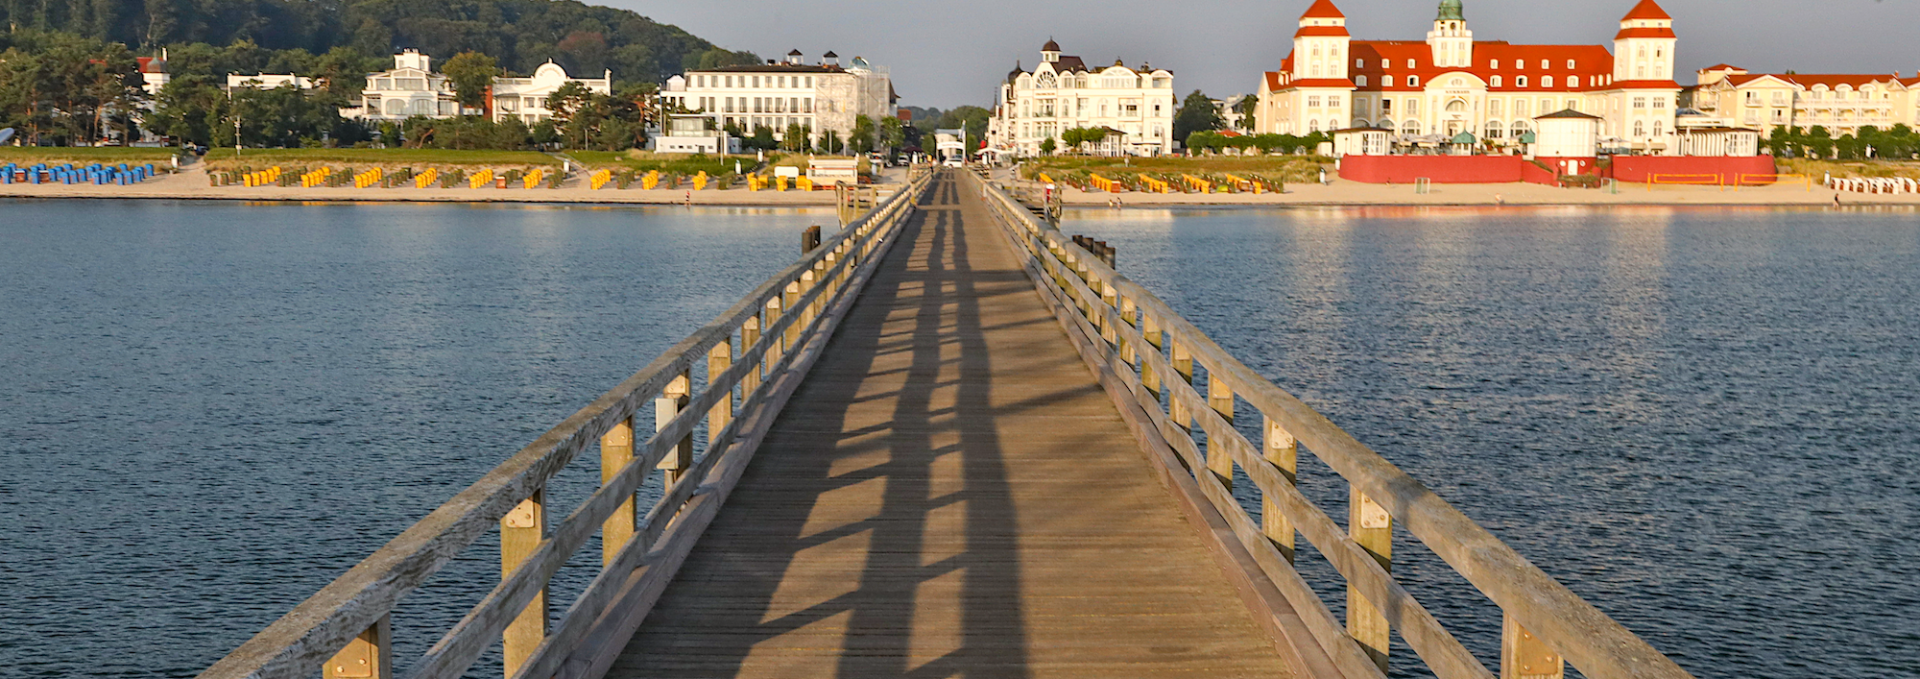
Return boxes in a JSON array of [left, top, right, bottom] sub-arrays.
[[0, 0, 759, 83]]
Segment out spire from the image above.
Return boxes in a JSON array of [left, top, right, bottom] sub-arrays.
[[1622, 0, 1671, 21], [1437, 0, 1464, 21], [1300, 0, 1344, 19]]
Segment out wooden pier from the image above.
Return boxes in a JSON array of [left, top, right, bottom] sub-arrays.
[[195, 169, 1697, 679]]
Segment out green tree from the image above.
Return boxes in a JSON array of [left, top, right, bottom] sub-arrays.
[[1806, 125, 1834, 159], [879, 115, 904, 151], [848, 114, 875, 153], [748, 124, 775, 151], [1039, 137, 1057, 155], [440, 51, 498, 112], [821, 129, 843, 154], [1173, 89, 1222, 147], [782, 122, 808, 152], [1233, 96, 1257, 132]]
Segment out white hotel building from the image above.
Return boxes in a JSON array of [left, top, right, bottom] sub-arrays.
[[659, 51, 897, 148], [230, 50, 611, 124], [1258, 0, 1685, 154], [985, 40, 1177, 157]]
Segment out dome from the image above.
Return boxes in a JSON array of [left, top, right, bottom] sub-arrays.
[[1042, 38, 1060, 52], [1437, 0, 1465, 21]]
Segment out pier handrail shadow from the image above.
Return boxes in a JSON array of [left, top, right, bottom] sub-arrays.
[[968, 171, 1697, 679], [194, 168, 937, 679]]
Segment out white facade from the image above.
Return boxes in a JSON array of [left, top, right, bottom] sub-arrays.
[[1692, 65, 1920, 138], [985, 40, 1177, 157], [659, 51, 896, 147], [490, 61, 613, 125], [1533, 110, 1602, 157], [227, 74, 317, 91], [340, 50, 610, 123], [1259, 0, 1686, 155]]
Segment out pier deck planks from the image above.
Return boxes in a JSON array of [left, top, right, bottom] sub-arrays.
[[604, 175, 1296, 678]]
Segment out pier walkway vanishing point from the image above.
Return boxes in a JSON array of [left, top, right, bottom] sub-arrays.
[[195, 169, 1699, 679]]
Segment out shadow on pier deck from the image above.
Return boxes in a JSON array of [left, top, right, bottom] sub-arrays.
[[607, 175, 1295, 678]]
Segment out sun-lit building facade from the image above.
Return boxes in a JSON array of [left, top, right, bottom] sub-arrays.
[[1691, 65, 1920, 138], [1258, 0, 1685, 154], [985, 40, 1177, 157]]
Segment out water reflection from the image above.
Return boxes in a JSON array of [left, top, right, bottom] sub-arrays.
[[1064, 206, 1920, 679]]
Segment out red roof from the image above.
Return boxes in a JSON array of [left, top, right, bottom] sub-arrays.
[[136, 56, 164, 73], [1621, 0, 1671, 21], [1724, 73, 1904, 90], [1295, 25, 1351, 37], [1701, 64, 1743, 71], [1339, 41, 1613, 92], [1301, 0, 1345, 19], [1609, 79, 1682, 90], [1614, 26, 1676, 39]]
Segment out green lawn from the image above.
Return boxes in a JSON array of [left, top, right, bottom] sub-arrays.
[[1022, 154, 1332, 185], [0, 147, 182, 166], [203, 148, 560, 169], [570, 150, 749, 177]]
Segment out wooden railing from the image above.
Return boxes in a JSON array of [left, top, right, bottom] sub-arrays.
[[195, 168, 936, 679], [969, 172, 1696, 679]]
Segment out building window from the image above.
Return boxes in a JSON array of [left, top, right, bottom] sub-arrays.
[[1408, 76, 1421, 87], [1329, 96, 1342, 109], [1654, 98, 1666, 109], [1492, 76, 1502, 88], [1634, 121, 1645, 136], [1357, 75, 1369, 86], [1491, 59, 1500, 69], [1381, 99, 1392, 113], [1544, 76, 1554, 88], [1489, 99, 1502, 116], [1634, 97, 1646, 109], [1355, 58, 1365, 68], [1407, 59, 1416, 68], [1540, 59, 1549, 69], [1406, 99, 1419, 116], [1517, 76, 1528, 88], [1485, 121, 1503, 138], [1307, 95, 1321, 108], [1384, 76, 1394, 87], [1567, 59, 1576, 69]]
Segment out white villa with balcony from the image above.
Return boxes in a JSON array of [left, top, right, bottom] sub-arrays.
[[984, 40, 1177, 158]]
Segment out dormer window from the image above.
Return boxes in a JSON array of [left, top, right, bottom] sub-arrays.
[[1491, 76, 1502, 87], [1491, 60, 1500, 69], [1408, 76, 1420, 87], [1406, 59, 1416, 68], [1567, 60, 1576, 69], [1384, 75, 1394, 87], [1540, 59, 1549, 69], [1544, 76, 1554, 87], [1356, 58, 1364, 68], [1517, 76, 1529, 87]]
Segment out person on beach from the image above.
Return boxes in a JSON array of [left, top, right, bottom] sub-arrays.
[[684, 190, 692, 207], [1495, 193, 1505, 206]]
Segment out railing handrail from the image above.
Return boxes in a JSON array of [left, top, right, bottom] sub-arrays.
[[968, 173, 1695, 679], [196, 169, 937, 679]]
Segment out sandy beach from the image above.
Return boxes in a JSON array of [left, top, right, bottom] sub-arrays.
[[7, 163, 1918, 208], [0, 163, 855, 206]]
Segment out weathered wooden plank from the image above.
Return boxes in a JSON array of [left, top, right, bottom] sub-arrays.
[[975, 175, 1696, 679]]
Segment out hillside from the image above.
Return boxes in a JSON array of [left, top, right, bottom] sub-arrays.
[[0, 0, 756, 83]]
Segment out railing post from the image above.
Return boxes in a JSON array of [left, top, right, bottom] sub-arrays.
[[1262, 417, 1299, 563], [322, 615, 391, 679], [1348, 487, 1393, 672], [656, 371, 692, 487], [1502, 614, 1565, 679], [1169, 339, 1194, 433], [1100, 282, 1120, 346], [501, 494, 546, 677], [782, 281, 803, 352], [1140, 313, 1164, 394], [707, 340, 733, 440], [1206, 373, 1234, 490], [599, 417, 635, 566], [741, 317, 762, 396]]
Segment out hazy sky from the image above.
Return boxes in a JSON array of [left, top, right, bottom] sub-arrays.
[[614, 0, 1920, 109]]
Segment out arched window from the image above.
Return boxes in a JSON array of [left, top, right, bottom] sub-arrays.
[[1634, 120, 1646, 137], [412, 99, 432, 114], [1383, 75, 1394, 87], [1485, 121, 1503, 139], [1379, 118, 1394, 132], [1517, 76, 1529, 88], [1511, 121, 1530, 138], [1409, 76, 1421, 87], [385, 99, 404, 115], [1401, 119, 1421, 135], [1309, 119, 1321, 133], [1492, 76, 1503, 88], [1569, 76, 1580, 88], [1353, 118, 1370, 128], [1446, 99, 1466, 113], [1654, 121, 1664, 136], [1357, 75, 1369, 87], [1544, 76, 1555, 88]]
